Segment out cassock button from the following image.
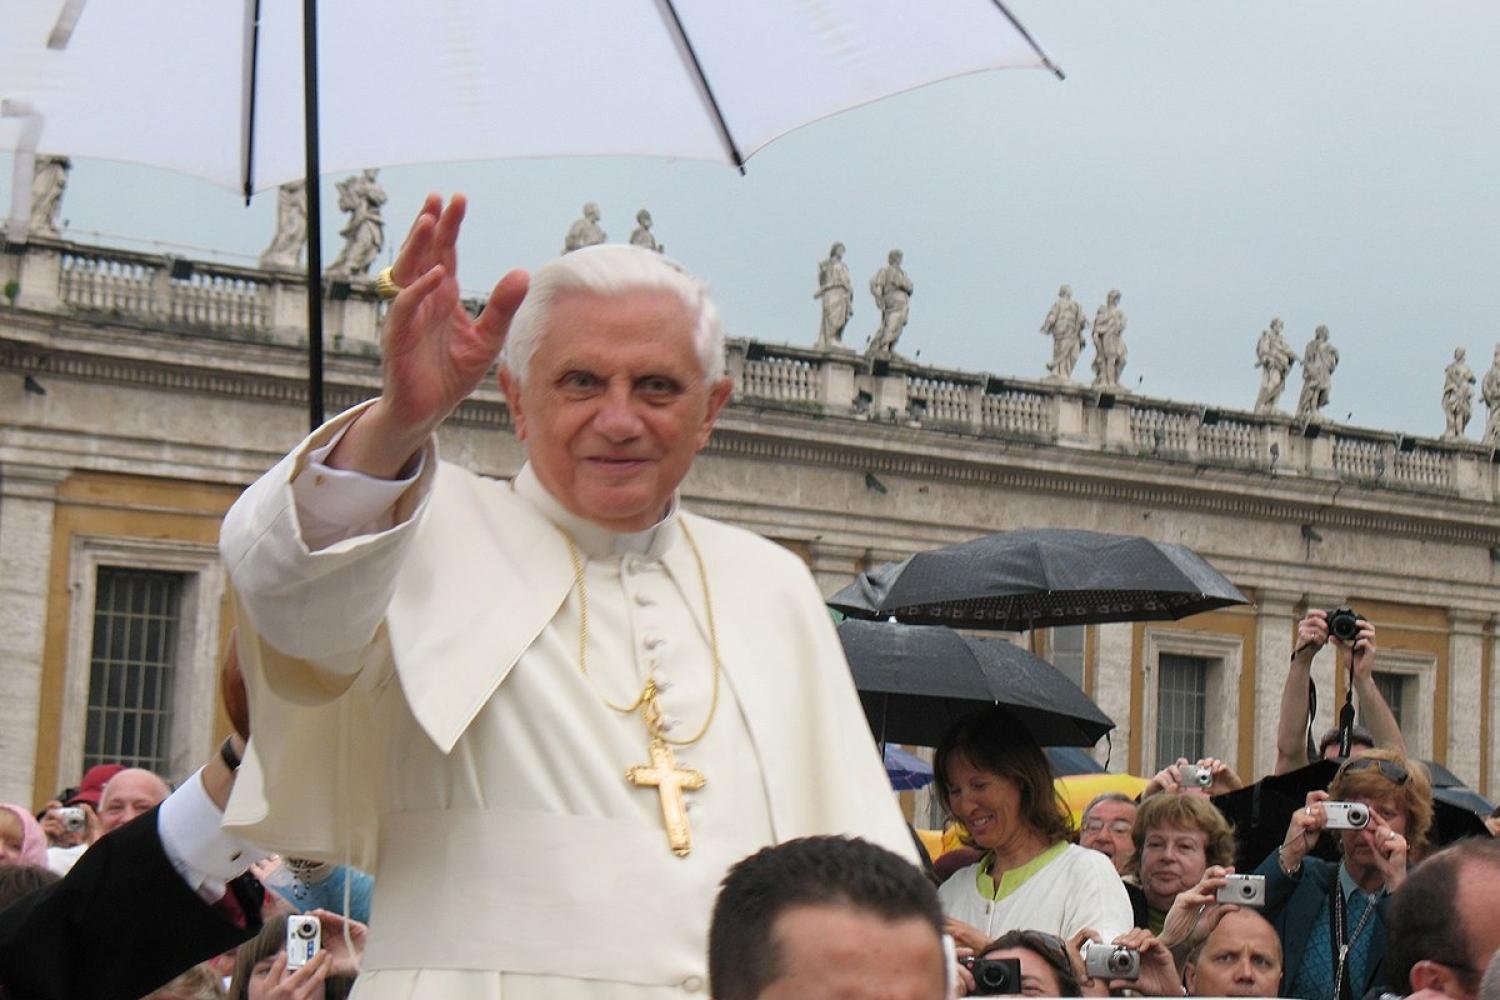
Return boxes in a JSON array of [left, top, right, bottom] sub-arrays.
[[680, 975, 705, 993], [644, 635, 665, 649], [634, 592, 653, 607]]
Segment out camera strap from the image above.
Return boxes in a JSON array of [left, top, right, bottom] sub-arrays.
[[1329, 877, 1377, 1000], [1338, 647, 1357, 757]]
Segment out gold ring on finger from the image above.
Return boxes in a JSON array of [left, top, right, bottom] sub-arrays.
[[375, 266, 404, 301]]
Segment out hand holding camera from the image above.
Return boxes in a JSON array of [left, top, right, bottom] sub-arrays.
[[962, 955, 1022, 995], [1077, 928, 1182, 999]]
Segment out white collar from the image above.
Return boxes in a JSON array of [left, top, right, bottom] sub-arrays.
[[510, 463, 680, 561]]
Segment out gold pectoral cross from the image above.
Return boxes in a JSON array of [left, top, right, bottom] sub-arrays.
[[627, 736, 705, 857]]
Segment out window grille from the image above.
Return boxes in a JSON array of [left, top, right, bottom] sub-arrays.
[[83, 567, 184, 773], [1155, 654, 1209, 770]]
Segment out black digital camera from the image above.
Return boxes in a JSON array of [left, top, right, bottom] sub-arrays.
[[964, 956, 1022, 995], [1327, 607, 1362, 642]]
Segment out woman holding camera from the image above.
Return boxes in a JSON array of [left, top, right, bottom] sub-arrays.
[[1252, 748, 1432, 1000], [934, 708, 1133, 959], [227, 910, 367, 1000]]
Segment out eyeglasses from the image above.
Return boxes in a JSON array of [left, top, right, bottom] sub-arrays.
[[1340, 757, 1409, 785], [1081, 819, 1133, 835]]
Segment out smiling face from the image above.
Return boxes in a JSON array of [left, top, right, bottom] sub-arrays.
[[98, 768, 169, 835], [500, 289, 732, 533], [943, 753, 1028, 852], [1139, 823, 1210, 911]]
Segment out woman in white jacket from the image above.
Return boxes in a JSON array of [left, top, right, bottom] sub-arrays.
[[935, 708, 1133, 957]]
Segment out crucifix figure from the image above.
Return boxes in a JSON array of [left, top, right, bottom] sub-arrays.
[[627, 737, 706, 857]]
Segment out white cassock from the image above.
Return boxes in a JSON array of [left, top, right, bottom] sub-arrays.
[[220, 404, 914, 999]]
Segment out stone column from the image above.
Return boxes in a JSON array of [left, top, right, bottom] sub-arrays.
[[265, 273, 308, 342], [0, 464, 67, 805], [1446, 610, 1486, 787], [819, 353, 858, 414], [1252, 590, 1301, 777], [1093, 622, 1134, 772], [1054, 393, 1087, 446], [870, 369, 908, 420], [807, 540, 867, 598], [12, 242, 61, 312], [1487, 619, 1500, 802]]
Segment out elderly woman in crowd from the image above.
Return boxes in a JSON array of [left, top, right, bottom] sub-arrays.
[[1129, 792, 1237, 934], [935, 708, 1133, 956], [1255, 748, 1432, 1000], [0, 804, 48, 869]]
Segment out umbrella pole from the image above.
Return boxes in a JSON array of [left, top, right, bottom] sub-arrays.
[[302, 0, 325, 431]]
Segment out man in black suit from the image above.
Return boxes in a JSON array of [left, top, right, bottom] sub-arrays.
[[0, 644, 269, 999]]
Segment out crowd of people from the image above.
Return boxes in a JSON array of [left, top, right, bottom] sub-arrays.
[[1, 196, 1499, 999]]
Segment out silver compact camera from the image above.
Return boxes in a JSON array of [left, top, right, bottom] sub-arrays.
[[285, 914, 321, 969], [56, 806, 87, 834], [1081, 941, 1140, 980], [1178, 763, 1213, 788], [1216, 873, 1266, 906], [1323, 801, 1370, 830]]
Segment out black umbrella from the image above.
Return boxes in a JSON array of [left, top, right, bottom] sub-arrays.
[[1212, 760, 1342, 873], [828, 528, 1248, 630], [1046, 746, 1107, 776], [836, 619, 1114, 748]]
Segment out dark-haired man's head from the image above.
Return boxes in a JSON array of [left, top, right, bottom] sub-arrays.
[[1316, 724, 1375, 761], [708, 836, 945, 1000], [1387, 837, 1500, 1000]]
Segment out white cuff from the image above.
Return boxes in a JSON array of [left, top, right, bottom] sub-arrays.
[[158, 768, 272, 901], [291, 422, 428, 549]]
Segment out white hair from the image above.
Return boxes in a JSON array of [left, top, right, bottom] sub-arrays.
[[502, 244, 724, 385]]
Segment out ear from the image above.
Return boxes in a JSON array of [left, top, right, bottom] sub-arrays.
[[1182, 963, 1198, 995], [498, 366, 527, 441], [694, 376, 733, 450], [1409, 960, 1462, 997]]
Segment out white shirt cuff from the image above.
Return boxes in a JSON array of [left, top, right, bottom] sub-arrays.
[[291, 423, 428, 550], [157, 768, 272, 902]]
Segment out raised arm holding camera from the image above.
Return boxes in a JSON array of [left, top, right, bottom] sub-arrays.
[[1273, 609, 1405, 775], [1252, 749, 1432, 1000]]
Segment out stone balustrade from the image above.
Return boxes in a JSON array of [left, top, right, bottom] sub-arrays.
[[4, 236, 1498, 502]]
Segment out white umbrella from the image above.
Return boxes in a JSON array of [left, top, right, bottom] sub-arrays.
[[1, 0, 1061, 423], [2, 1, 1059, 199]]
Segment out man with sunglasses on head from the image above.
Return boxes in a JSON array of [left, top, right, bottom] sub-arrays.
[[1254, 749, 1434, 1000]]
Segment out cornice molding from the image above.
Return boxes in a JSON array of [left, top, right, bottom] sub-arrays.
[[4, 336, 1498, 547]]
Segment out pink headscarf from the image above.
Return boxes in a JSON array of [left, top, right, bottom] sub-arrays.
[[0, 803, 49, 867]]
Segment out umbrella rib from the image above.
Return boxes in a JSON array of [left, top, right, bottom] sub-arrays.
[[241, 0, 263, 204], [653, 0, 748, 175], [986, 0, 1066, 80]]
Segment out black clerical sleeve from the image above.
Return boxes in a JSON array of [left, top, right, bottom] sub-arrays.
[[0, 805, 263, 1000]]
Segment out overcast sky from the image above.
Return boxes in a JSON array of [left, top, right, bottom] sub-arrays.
[[5, 1, 1498, 439]]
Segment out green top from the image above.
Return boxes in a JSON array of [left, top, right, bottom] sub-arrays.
[[974, 841, 1069, 902]]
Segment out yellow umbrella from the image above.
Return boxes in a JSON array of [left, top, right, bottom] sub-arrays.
[[1055, 773, 1149, 830]]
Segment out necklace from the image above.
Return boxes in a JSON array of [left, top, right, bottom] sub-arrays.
[[560, 520, 723, 855]]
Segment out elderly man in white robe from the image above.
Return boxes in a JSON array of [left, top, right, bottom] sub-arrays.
[[219, 193, 912, 998]]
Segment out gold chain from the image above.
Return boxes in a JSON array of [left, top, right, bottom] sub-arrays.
[[561, 521, 721, 747]]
